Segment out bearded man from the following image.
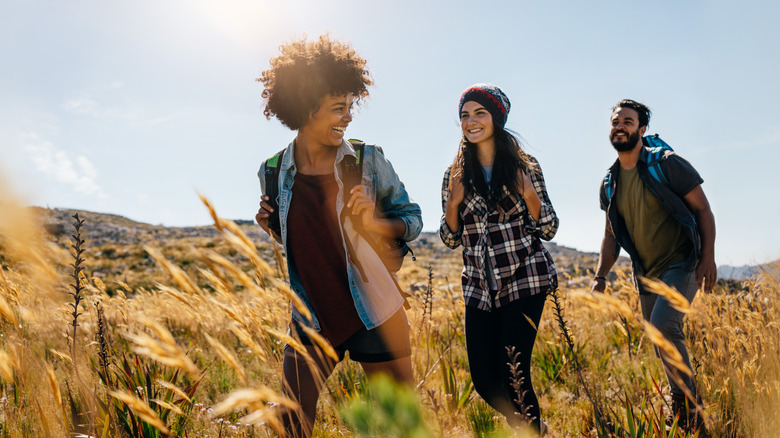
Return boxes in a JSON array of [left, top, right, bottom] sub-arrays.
[[591, 99, 716, 433]]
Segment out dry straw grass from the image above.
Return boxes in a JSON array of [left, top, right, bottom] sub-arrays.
[[122, 317, 200, 378], [0, 344, 19, 383], [211, 387, 295, 433], [641, 320, 692, 377], [640, 277, 692, 314], [204, 332, 247, 385], [1, 187, 778, 436], [157, 378, 192, 403], [109, 390, 171, 434], [686, 265, 780, 437]]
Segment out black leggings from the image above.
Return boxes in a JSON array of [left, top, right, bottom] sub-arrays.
[[465, 292, 546, 429]]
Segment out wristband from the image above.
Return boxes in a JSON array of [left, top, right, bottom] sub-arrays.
[[594, 276, 607, 282]]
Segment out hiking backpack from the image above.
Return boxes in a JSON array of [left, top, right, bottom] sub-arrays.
[[262, 139, 414, 272]]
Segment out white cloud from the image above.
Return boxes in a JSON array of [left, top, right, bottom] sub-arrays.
[[61, 97, 142, 121], [61, 98, 100, 116], [61, 84, 167, 126], [21, 133, 108, 198]]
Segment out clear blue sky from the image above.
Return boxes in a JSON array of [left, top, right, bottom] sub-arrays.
[[1, 0, 778, 267]]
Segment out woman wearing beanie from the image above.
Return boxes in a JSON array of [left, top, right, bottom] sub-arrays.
[[439, 83, 558, 433]]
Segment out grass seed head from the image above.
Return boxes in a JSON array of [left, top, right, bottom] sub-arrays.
[[212, 387, 298, 417], [0, 346, 19, 382], [123, 318, 200, 377], [109, 390, 171, 434], [642, 321, 692, 377], [229, 324, 267, 361], [156, 379, 192, 403], [0, 295, 18, 325], [46, 364, 63, 409], [640, 277, 692, 314], [204, 333, 247, 385], [151, 398, 184, 415]]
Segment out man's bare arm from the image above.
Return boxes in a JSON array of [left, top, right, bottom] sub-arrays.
[[592, 214, 619, 293]]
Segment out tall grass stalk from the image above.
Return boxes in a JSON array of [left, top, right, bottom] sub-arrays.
[[3, 197, 779, 436], [68, 213, 86, 364], [548, 287, 608, 430], [506, 346, 536, 426]]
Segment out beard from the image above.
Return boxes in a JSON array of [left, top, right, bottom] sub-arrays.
[[610, 129, 641, 152]]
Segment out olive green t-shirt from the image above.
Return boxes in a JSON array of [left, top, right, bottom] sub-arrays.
[[616, 166, 691, 278]]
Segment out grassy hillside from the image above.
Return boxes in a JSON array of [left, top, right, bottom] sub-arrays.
[[32, 207, 627, 295], [0, 204, 776, 437]]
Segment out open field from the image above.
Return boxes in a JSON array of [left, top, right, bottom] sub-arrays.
[[0, 202, 777, 437]]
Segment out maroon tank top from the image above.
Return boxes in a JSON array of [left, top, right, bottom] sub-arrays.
[[287, 172, 363, 346]]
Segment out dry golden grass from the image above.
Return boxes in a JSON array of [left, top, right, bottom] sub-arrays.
[[109, 390, 171, 434], [0, 196, 778, 437]]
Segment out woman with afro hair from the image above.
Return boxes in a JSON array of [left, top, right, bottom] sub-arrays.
[[255, 35, 422, 437]]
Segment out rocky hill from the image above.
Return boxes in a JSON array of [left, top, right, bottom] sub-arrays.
[[33, 207, 615, 273], [35, 207, 266, 245], [25, 207, 763, 296]]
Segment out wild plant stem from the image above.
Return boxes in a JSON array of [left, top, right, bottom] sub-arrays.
[[69, 213, 86, 365], [619, 314, 634, 359], [95, 302, 112, 389], [549, 288, 608, 430], [422, 265, 434, 327], [506, 346, 536, 425]]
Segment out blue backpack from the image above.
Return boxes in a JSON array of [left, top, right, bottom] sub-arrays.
[[644, 134, 673, 185]]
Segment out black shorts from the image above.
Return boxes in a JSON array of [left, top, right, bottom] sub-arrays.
[[291, 308, 411, 363]]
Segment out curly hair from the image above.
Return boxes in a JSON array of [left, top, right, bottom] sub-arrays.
[[257, 35, 373, 130]]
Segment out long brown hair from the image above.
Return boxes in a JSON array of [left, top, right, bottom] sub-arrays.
[[452, 128, 536, 209]]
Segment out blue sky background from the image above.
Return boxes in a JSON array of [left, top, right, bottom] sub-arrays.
[[1, 0, 778, 267]]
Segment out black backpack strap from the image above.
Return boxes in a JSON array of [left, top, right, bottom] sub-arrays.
[[342, 140, 415, 271], [263, 148, 286, 238], [342, 140, 365, 193], [338, 140, 371, 281]]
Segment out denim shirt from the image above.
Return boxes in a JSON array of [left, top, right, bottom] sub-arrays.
[[258, 139, 422, 331]]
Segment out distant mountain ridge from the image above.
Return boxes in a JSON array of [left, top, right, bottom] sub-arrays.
[[718, 263, 779, 281], [718, 264, 760, 280]]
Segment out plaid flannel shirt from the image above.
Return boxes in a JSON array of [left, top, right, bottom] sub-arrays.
[[439, 156, 558, 311]]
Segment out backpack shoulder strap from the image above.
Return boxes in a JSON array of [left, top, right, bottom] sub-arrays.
[[342, 139, 415, 268], [342, 139, 365, 190], [263, 147, 286, 237], [603, 171, 615, 203], [643, 134, 673, 185]]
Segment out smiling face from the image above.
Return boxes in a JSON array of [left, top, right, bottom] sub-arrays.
[[610, 107, 646, 152], [460, 101, 495, 146], [302, 93, 354, 147]]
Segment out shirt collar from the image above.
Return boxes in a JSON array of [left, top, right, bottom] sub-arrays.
[[281, 138, 357, 171]]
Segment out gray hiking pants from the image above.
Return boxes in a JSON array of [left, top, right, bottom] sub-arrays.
[[639, 263, 699, 397]]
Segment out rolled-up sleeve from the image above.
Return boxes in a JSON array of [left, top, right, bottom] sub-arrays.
[[257, 162, 267, 193], [372, 147, 423, 242], [663, 154, 704, 198], [438, 166, 462, 249], [524, 157, 558, 241]]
